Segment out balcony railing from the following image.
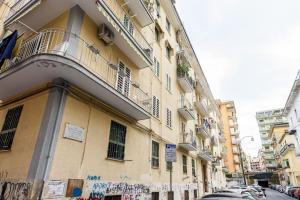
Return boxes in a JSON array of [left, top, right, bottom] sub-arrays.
[[280, 143, 295, 156], [1, 29, 151, 114], [100, 0, 152, 59], [5, 0, 36, 22], [198, 147, 213, 161], [178, 99, 195, 120], [195, 125, 210, 139], [177, 71, 194, 93], [179, 132, 197, 151], [194, 100, 208, 117], [0, 129, 16, 151]]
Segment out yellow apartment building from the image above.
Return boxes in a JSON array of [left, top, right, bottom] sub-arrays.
[[0, 0, 226, 199], [272, 124, 300, 186], [218, 101, 241, 175]]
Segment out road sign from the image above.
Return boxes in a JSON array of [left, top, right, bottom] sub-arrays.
[[165, 144, 177, 162]]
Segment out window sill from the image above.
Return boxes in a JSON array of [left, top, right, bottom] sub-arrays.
[[166, 125, 173, 130], [152, 166, 159, 169], [105, 157, 125, 163]]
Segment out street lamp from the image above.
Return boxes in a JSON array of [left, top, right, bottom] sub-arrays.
[[238, 136, 254, 186]]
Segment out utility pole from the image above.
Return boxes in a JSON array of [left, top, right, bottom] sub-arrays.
[[238, 143, 247, 185]]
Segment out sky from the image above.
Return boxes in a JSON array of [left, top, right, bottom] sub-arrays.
[[176, 0, 300, 157]]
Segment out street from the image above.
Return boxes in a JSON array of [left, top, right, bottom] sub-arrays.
[[265, 188, 296, 200]]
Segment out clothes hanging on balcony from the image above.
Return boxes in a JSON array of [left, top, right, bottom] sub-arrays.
[[0, 30, 18, 67]]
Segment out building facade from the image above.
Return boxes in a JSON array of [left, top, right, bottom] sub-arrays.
[[256, 109, 287, 172], [0, 0, 226, 199], [250, 157, 261, 172], [218, 101, 241, 175]]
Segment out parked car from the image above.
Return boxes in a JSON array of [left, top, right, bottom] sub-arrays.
[[284, 185, 293, 194], [288, 186, 300, 197], [200, 192, 255, 199], [294, 188, 300, 200]]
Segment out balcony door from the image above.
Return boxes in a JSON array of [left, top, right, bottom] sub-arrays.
[[117, 61, 131, 97]]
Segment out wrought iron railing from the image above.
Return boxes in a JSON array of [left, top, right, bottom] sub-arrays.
[[181, 132, 197, 149], [2, 29, 151, 113], [98, 0, 152, 58]]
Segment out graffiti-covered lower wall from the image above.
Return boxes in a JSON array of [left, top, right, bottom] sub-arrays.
[[41, 177, 198, 200]]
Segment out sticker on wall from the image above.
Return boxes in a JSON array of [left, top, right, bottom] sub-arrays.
[[42, 180, 65, 199], [64, 123, 85, 142]]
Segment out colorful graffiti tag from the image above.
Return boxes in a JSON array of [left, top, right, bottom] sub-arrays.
[[0, 180, 32, 200]]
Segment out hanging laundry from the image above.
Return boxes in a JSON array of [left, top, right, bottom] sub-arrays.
[[0, 30, 18, 67]]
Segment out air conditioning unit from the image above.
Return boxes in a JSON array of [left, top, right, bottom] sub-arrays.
[[98, 23, 114, 45]]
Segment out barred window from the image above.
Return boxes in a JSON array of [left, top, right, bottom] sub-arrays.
[[192, 159, 196, 177], [107, 121, 127, 160], [152, 96, 160, 118], [166, 108, 172, 128], [182, 155, 187, 174], [152, 141, 159, 168], [0, 105, 23, 150], [153, 57, 160, 77]]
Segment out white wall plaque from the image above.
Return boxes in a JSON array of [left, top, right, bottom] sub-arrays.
[[43, 180, 65, 199], [64, 123, 85, 142]]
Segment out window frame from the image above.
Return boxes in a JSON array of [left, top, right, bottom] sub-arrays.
[[152, 140, 160, 168], [182, 155, 187, 174], [107, 121, 127, 161]]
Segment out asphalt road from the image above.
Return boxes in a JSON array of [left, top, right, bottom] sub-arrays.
[[265, 188, 296, 200]]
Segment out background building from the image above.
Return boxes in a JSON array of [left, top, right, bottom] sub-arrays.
[[0, 0, 226, 199], [250, 157, 261, 172], [219, 101, 241, 174], [256, 109, 287, 172]]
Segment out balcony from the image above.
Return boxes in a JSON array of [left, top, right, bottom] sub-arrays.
[[211, 135, 218, 146], [0, 29, 151, 120], [177, 67, 194, 93], [4, 0, 153, 69], [266, 163, 277, 169], [234, 156, 240, 164], [264, 154, 275, 160], [178, 99, 195, 121], [195, 125, 210, 139], [195, 80, 205, 95], [178, 132, 197, 151], [198, 147, 213, 162], [222, 166, 229, 173], [280, 143, 295, 156], [231, 139, 238, 145], [232, 147, 239, 154], [194, 100, 209, 117]]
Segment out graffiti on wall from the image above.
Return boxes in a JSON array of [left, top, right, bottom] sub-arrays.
[[0, 171, 8, 179], [0, 180, 32, 200]]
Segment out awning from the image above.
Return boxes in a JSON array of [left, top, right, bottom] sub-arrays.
[[249, 172, 273, 180]]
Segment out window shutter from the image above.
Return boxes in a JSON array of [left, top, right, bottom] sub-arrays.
[[153, 96, 156, 116]]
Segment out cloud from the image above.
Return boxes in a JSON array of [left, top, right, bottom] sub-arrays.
[[176, 0, 300, 156]]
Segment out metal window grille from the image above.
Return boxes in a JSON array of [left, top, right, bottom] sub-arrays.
[[152, 141, 159, 167], [152, 96, 159, 118], [151, 192, 159, 200], [107, 121, 127, 160], [182, 155, 187, 174], [166, 108, 172, 128], [0, 105, 23, 150]]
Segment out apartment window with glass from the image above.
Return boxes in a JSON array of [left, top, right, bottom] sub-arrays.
[[166, 108, 172, 128], [194, 190, 197, 199], [152, 141, 159, 168], [153, 57, 160, 77], [123, 14, 134, 35], [182, 155, 187, 174], [152, 96, 160, 118], [107, 121, 127, 160], [166, 45, 172, 60], [0, 105, 23, 150], [192, 159, 196, 177], [166, 73, 171, 91], [166, 17, 171, 33], [151, 192, 159, 200]]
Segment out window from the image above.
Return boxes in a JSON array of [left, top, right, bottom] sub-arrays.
[[155, 27, 160, 42], [166, 45, 172, 59], [153, 57, 160, 77], [123, 14, 134, 35], [166, 74, 171, 91], [166, 17, 171, 33], [151, 192, 159, 200], [152, 96, 160, 118], [0, 105, 23, 150], [152, 141, 159, 168], [192, 159, 196, 177], [167, 191, 174, 200], [166, 108, 172, 128], [182, 155, 187, 174], [184, 190, 189, 200], [166, 161, 172, 171], [107, 121, 127, 160], [117, 61, 131, 97], [194, 190, 197, 199]]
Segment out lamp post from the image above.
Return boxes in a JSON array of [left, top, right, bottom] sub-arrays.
[[238, 136, 254, 186]]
